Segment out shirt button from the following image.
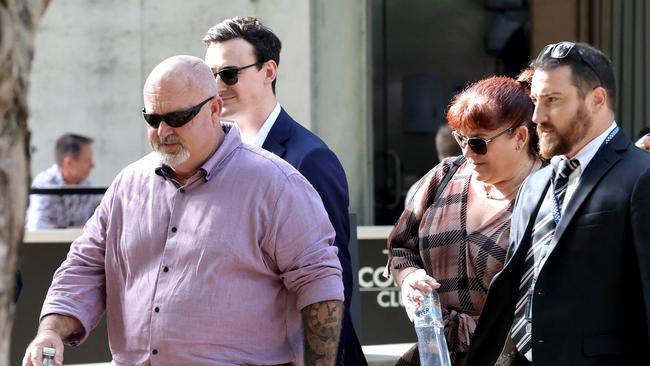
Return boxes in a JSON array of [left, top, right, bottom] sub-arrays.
[[152, 349, 158, 355], [163, 266, 169, 273], [171, 227, 177, 233], [154, 306, 160, 313]]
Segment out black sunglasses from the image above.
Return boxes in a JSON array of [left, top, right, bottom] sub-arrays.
[[536, 41, 601, 84], [452, 126, 516, 155], [142, 96, 214, 129], [214, 62, 262, 86]]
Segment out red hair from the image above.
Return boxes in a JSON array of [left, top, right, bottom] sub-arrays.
[[447, 76, 533, 132]]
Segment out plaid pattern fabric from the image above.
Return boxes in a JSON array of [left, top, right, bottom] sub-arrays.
[[388, 158, 513, 365]]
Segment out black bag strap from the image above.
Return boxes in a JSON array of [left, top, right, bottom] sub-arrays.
[[432, 155, 466, 206]]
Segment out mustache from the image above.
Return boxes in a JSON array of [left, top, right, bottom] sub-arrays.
[[156, 135, 181, 145], [537, 123, 556, 133]]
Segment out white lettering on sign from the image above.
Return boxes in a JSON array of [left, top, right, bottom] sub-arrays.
[[358, 266, 404, 308], [377, 290, 403, 308], [359, 266, 393, 288]]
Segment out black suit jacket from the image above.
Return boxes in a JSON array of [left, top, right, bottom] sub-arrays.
[[465, 131, 650, 366], [262, 108, 367, 365]]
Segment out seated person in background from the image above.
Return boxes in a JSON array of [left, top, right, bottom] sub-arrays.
[[435, 123, 464, 160], [25, 133, 100, 230], [405, 123, 463, 204], [635, 127, 650, 152]]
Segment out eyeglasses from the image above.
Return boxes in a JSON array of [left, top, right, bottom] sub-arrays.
[[536, 41, 601, 84], [213, 62, 262, 86], [142, 96, 214, 129], [452, 126, 516, 155]]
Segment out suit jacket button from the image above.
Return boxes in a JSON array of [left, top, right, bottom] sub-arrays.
[[536, 339, 545, 343]]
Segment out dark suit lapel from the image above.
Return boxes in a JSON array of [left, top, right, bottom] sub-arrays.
[[261, 108, 292, 158], [508, 167, 552, 262], [548, 132, 627, 253]]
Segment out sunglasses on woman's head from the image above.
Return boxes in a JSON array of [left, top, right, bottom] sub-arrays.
[[214, 62, 262, 86], [142, 96, 214, 129], [452, 126, 516, 155]]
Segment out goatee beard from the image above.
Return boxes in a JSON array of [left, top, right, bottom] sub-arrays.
[[537, 104, 591, 159], [156, 149, 190, 167], [153, 135, 190, 167]]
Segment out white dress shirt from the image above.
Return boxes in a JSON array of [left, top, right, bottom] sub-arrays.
[[252, 102, 281, 147], [551, 121, 618, 213]]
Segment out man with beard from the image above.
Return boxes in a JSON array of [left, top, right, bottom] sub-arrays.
[[464, 42, 650, 366], [22, 55, 344, 366]]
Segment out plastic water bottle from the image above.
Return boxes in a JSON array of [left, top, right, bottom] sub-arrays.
[[414, 290, 452, 366], [42, 347, 56, 366]]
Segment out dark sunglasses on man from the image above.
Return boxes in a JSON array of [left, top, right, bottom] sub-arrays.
[[452, 126, 516, 155], [536, 41, 601, 84], [214, 62, 262, 86], [142, 96, 214, 129]]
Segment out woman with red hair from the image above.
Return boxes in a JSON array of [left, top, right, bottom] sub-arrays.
[[386, 75, 543, 365]]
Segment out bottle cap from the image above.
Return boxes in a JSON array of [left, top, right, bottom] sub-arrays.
[[42, 347, 56, 357]]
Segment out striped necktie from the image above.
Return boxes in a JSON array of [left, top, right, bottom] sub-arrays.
[[551, 158, 580, 225], [511, 158, 580, 358]]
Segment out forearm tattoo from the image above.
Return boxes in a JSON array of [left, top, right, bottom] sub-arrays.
[[302, 300, 343, 365]]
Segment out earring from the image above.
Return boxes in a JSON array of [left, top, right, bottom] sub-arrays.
[[515, 145, 521, 151]]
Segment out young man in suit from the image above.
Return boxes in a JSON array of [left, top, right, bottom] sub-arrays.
[[203, 17, 367, 366], [465, 42, 650, 365]]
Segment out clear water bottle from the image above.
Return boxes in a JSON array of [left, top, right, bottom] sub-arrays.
[[42, 347, 56, 366], [414, 290, 452, 366]]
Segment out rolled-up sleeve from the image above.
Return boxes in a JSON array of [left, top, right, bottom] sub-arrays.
[[269, 173, 344, 310]]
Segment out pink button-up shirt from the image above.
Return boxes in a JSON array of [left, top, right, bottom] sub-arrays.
[[41, 124, 344, 365]]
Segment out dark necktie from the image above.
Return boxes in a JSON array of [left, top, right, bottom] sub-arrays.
[[511, 158, 580, 358], [551, 158, 581, 225]]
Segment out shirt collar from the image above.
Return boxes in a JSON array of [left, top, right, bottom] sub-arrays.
[[47, 163, 92, 186], [550, 121, 618, 176], [155, 122, 242, 183], [252, 102, 281, 147], [47, 164, 65, 184]]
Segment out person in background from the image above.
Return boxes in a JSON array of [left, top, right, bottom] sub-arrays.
[[465, 41, 650, 366], [405, 123, 463, 204], [435, 123, 463, 161], [386, 75, 542, 365], [635, 126, 650, 152], [25, 133, 100, 230], [22, 55, 343, 366], [203, 16, 365, 366]]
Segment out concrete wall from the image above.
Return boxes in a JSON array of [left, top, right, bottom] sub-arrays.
[[28, 0, 368, 223], [311, 0, 371, 223]]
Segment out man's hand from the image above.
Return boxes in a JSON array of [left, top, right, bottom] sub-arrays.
[[22, 329, 64, 366], [400, 269, 440, 322], [301, 300, 342, 366], [22, 314, 82, 366]]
